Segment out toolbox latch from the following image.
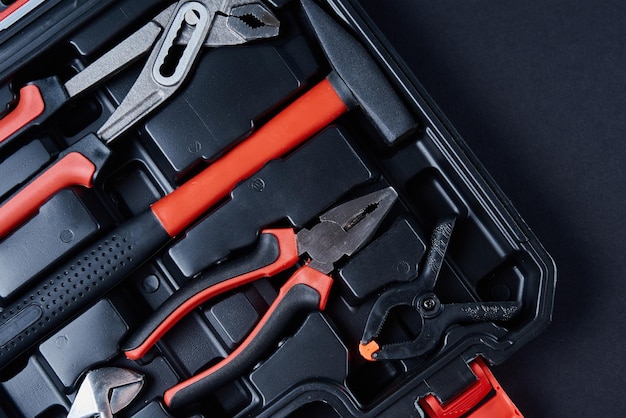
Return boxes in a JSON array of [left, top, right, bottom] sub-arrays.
[[419, 357, 522, 418]]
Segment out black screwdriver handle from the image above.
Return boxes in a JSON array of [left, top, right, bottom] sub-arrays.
[[0, 210, 170, 372]]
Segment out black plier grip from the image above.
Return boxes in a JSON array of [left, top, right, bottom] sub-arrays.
[[121, 229, 333, 409], [122, 187, 397, 409]]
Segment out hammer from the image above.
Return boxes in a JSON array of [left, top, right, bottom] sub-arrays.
[[0, 0, 416, 372], [151, 0, 418, 237]]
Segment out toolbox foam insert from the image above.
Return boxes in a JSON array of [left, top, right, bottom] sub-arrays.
[[69, 0, 163, 57], [208, 292, 261, 349], [164, 126, 374, 279], [124, 357, 180, 418], [0, 82, 12, 118], [161, 312, 225, 377]]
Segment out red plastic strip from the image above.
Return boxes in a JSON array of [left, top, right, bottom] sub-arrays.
[[0, 152, 96, 238], [420, 358, 523, 418], [0, 84, 45, 143], [162, 265, 333, 407], [0, 0, 29, 22], [151, 78, 348, 237], [124, 229, 300, 361]]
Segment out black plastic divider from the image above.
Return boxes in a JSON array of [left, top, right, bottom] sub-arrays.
[[141, 37, 320, 181], [0, 189, 109, 302], [0, 0, 555, 416], [163, 126, 374, 280]]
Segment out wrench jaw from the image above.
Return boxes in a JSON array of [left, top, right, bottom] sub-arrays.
[[67, 368, 144, 418], [205, 2, 281, 46]]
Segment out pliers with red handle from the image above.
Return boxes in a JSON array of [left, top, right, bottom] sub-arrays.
[[121, 187, 398, 410], [0, 0, 279, 238], [359, 217, 523, 361]]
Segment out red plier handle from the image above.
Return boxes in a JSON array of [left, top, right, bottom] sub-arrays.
[[0, 133, 110, 238], [0, 77, 67, 149], [122, 229, 334, 410]]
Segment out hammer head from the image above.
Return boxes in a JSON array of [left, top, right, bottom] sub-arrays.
[[301, 0, 417, 145]]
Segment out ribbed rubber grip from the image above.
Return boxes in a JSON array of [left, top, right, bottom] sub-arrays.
[[0, 210, 170, 372]]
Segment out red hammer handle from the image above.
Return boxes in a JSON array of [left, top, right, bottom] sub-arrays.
[[151, 77, 349, 237]]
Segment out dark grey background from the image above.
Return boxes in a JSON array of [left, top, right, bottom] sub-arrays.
[[358, 1, 626, 417]]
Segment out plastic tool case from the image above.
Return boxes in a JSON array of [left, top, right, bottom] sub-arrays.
[[0, 0, 555, 417]]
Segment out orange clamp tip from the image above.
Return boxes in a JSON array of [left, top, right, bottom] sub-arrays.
[[359, 340, 379, 361]]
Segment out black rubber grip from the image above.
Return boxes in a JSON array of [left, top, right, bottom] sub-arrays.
[[167, 283, 323, 410], [122, 232, 283, 354], [0, 210, 170, 372]]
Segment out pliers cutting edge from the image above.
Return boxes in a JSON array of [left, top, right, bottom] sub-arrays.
[[0, 0, 279, 238], [359, 217, 523, 361], [121, 187, 398, 410]]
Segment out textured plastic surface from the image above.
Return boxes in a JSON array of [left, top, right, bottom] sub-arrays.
[[249, 313, 348, 406], [338, 217, 426, 302], [0, 139, 50, 199], [165, 266, 332, 410], [0, 0, 555, 417], [39, 299, 127, 388], [164, 126, 373, 278], [0, 0, 117, 77], [151, 78, 348, 237], [0, 210, 170, 371], [0, 189, 101, 300], [143, 37, 319, 179]]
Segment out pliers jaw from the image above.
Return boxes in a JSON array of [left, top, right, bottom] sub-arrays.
[[204, 1, 281, 46], [96, 0, 281, 143], [296, 187, 398, 274], [360, 217, 523, 361]]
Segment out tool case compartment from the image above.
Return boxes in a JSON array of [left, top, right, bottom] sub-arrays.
[[0, 0, 555, 417]]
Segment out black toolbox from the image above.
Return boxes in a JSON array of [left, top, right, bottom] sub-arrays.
[[0, 1, 555, 417]]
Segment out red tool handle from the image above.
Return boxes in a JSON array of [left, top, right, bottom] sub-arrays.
[[123, 229, 301, 361], [0, 0, 29, 21], [0, 152, 95, 237], [164, 265, 333, 409], [151, 77, 349, 237], [0, 84, 45, 143], [0, 133, 110, 238]]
